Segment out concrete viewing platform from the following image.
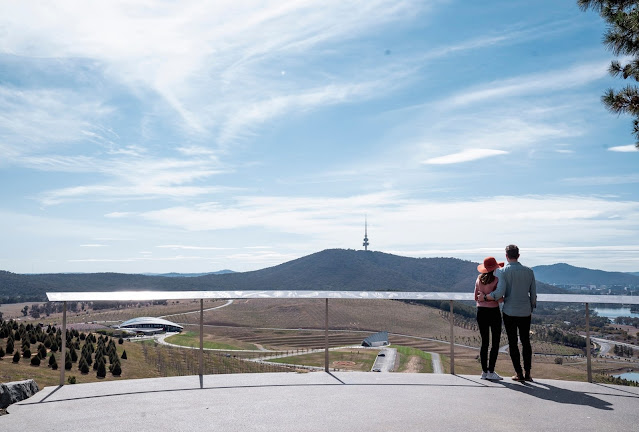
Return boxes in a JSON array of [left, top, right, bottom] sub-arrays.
[[1, 373, 638, 431]]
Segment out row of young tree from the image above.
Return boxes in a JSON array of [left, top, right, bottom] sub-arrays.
[[0, 318, 127, 378], [613, 344, 635, 358]]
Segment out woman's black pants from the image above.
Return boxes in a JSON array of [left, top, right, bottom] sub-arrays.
[[476, 307, 502, 373]]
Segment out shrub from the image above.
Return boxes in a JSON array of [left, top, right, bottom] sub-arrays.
[[67, 376, 76, 384], [97, 361, 106, 378], [0, 347, 5, 358], [111, 361, 122, 377], [554, 357, 564, 365], [12, 351, 20, 363], [6, 338, 14, 354], [118, 337, 124, 345], [79, 356, 89, 374], [121, 350, 127, 360], [22, 348, 31, 359], [49, 352, 57, 368], [30, 356, 41, 366]]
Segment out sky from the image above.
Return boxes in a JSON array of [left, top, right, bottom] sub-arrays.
[[1, 0, 638, 275]]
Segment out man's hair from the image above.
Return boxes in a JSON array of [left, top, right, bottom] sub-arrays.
[[505, 244, 519, 259]]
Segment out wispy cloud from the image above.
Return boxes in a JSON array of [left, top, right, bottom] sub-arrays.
[[440, 61, 609, 109], [422, 149, 508, 165], [608, 145, 638, 152]]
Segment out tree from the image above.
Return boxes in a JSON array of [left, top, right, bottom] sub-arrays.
[[30, 355, 41, 366], [21, 305, 28, 317], [65, 351, 72, 370], [121, 350, 127, 360], [49, 352, 57, 368], [79, 356, 89, 374], [579, 0, 639, 148], [96, 360, 106, 378], [0, 346, 5, 358], [12, 351, 20, 363]]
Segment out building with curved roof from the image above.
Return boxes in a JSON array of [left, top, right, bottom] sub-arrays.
[[117, 317, 183, 334]]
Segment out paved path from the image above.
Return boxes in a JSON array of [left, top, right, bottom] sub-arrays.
[[431, 352, 443, 374], [159, 299, 234, 319], [3, 373, 638, 431]]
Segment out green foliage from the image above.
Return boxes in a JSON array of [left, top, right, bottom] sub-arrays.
[[118, 337, 124, 344], [121, 350, 127, 360], [554, 357, 564, 365], [67, 376, 76, 384], [22, 348, 31, 359], [12, 351, 20, 363], [30, 355, 41, 366], [96, 361, 106, 378], [79, 356, 89, 374], [49, 352, 57, 368], [579, 0, 639, 148]]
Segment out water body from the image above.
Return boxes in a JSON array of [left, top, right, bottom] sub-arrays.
[[613, 372, 639, 383], [593, 307, 639, 320]]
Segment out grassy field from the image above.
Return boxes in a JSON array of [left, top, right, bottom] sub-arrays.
[[165, 331, 258, 350], [393, 345, 433, 373], [270, 349, 378, 371]]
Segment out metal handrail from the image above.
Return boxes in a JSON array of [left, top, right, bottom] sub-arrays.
[[46, 291, 639, 386]]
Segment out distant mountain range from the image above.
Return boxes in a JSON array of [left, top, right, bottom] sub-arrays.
[[0, 249, 565, 303], [532, 263, 639, 286]]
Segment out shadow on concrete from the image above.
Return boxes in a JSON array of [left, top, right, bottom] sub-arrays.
[[592, 383, 639, 399], [496, 380, 614, 410]]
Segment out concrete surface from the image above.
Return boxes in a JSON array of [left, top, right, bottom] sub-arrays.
[[1, 372, 638, 431]]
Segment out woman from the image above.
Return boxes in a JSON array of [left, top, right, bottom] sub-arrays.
[[474, 256, 504, 380]]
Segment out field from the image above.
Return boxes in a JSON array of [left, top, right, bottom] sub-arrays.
[[2, 298, 638, 390]]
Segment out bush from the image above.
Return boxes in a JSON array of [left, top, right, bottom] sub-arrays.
[[6, 338, 14, 354], [111, 361, 122, 377], [30, 356, 41, 366], [0, 347, 5, 358], [554, 357, 564, 365], [23, 348, 31, 359], [121, 350, 127, 360], [118, 337, 124, 345], [12, 351, 20, 363], [96, 361, 106, 378], [67, 376, 76, 384], [49, 352, 57, 368], [79, 357, 90, 374]]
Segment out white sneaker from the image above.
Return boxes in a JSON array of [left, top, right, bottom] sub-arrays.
[[481, 372, 487, 379], [486, 372, 503, 380]]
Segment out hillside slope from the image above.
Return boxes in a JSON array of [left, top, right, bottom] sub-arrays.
[[533, 263, 639, 286], [0, 249, 563, 302]]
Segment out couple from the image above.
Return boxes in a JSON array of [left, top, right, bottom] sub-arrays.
[[474, 244, 537, 382]]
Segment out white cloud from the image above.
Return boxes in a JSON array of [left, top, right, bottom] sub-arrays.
[[422, 149, 508, 165], [441, 61, 609, 109], [608, 145, 638, 152]]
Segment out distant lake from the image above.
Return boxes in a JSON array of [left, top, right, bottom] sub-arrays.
[[593, 307, 639, 320], [613, 372, 639, 383]]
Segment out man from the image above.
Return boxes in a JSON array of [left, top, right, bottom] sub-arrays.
[[483, 244, 536, 382]]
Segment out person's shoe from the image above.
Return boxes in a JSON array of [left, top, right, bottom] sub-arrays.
[[524, 373, 533, 382], [486, 372, 503, 380], [481, 371, 487, 379], [511, 374, 525, 381]]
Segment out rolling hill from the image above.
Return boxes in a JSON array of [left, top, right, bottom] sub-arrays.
[[0, 249, 564, 303], [532, 263, 639, 286]]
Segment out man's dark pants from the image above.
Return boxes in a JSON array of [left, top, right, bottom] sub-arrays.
[[502, 312, 532, 376]]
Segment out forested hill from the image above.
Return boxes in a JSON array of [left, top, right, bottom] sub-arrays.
[[0, 249, 563, 303], [533, 263, 639, 286]]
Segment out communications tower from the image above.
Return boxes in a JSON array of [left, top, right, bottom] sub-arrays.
[[363, 217, 369, 251]]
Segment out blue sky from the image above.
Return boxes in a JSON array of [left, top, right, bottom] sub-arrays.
[[1, 0, 638, 274]]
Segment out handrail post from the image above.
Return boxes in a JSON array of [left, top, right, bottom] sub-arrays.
[[585, 302, 592, 383], [449, 300, 455, 375], [199, 299, 204, 383], [325, 298, 329, 372], [59, 301, 67, 386]]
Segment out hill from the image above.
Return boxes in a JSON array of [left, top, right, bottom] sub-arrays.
[[533, 263, 639, 286], [0, 249, 563, 303]]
